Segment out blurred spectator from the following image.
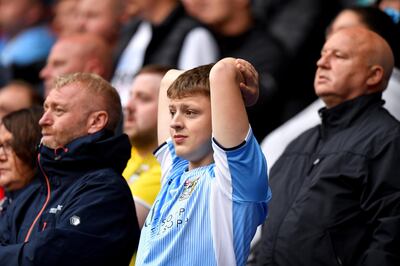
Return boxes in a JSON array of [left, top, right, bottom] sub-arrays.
[[182, 0, 288, 140], [40, 33, 112, 97], [76, 0, 125, 47], [123, 65, 170, 229], [0, 0, 56, 86], [0, 80, 42, 201], [261, 6, 400, 169], [123, 65, 169, 265], [0, 107, 43, 215], [252, 0, 341, 127], [378, 0, 400, 26], [51, 0, 80, 37], [121, 0, 141, 24], [0, 80, 43, 119], [112, 0, 219, 107]]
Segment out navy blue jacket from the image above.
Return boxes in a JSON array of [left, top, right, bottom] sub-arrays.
[[0, 130, 139, 266]]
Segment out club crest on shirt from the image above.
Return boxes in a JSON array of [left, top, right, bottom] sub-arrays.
[[179, 176, 200, 201]]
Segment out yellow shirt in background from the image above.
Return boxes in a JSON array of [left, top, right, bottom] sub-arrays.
[[123, 147, 161, 266]]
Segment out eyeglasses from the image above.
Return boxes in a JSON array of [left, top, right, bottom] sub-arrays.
[[0, 141, 13, 157]]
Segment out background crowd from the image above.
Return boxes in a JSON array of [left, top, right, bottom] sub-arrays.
[[0, 0, 399, 265]]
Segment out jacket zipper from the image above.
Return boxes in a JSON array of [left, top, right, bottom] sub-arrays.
[[24, 154, 51, 242]]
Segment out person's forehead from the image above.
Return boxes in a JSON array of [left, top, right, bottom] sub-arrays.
[[324, 31, 357, 51], [0, 124, 12, 140], [79, 0, 115, 13], [331, 10, 363, 30], [169, 94, 210, 106], [131, 73, 162, 92], [51, 41, 83, 59], [0, 86, 30, 104], [46, 83, 86, 105]]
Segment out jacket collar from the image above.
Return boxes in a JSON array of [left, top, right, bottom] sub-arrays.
[[38, 130, 131, 182], [318, 93, 384, 138]]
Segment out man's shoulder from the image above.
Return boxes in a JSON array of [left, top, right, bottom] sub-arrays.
[[83, 168, 125, 183]]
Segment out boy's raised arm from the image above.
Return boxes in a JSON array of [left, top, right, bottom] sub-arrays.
[[209, 58, 259, 148], [157, 69, 185, 146]]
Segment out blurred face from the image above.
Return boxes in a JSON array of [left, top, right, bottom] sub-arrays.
[[314, 30, 371, 108], [77, 0, 121, 43], [40, 41, 87, 97], [52, 0, 80, 36], [0, 124, 33, 191], [326, 10, 364, 38], [181, 0, 235, 26], [0, 85, 32, 119], [124, 73, 160, 146], [0, 0, 31, 34], [169, 94, 213, 169], [379, 0, 400, 10], [121, 0, 140, 22], [39, 84, 91, 149]]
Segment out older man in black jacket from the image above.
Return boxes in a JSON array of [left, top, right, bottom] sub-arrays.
[[253, 27, 400, 265]]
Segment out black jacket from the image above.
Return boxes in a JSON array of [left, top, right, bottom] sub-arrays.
[[113, 4, 205, 71], [0, 130, 139, 266], [254, 93, 400, 266]]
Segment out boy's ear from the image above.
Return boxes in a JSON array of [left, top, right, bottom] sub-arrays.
[[87, 111, 109, 134]]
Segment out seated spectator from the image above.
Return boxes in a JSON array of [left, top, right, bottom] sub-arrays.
[[261, 6, 400, 168], [251, 0, 341, 125], [40, 33, 112, 97], [112, 0, 219, 107], [123, 65, 170, 228], [123, 65, 170, 265], [0, 107, 43, 215], [0, 80, 43, 119], [0, 73, 139, 265], [182, 0, 288, 140], [135, 58, 270, 265], [0, 0, 56, 86], [76, 0, 125, 47], [0, 80, 42, 200], [253, 27, 400, 265]]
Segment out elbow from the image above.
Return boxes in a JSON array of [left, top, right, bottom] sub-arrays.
[[210, 57, 238, 81]]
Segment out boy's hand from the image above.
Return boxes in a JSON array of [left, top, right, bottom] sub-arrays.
[[235, 58, 259, 107]]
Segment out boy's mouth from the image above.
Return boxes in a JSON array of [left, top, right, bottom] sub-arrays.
[[173, 134, 187, 144]]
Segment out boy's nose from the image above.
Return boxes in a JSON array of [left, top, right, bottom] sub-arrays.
[[170, 115, 183, 130]]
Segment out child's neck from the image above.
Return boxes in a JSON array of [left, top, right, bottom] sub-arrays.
[[188, 155, 214, 171]]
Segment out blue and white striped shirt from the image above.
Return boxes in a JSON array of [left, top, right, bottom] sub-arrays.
[[136, 129, 271, 266]]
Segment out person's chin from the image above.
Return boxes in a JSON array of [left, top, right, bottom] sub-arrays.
[[175, 147, 189, 159], [41, 137, 56, 149]]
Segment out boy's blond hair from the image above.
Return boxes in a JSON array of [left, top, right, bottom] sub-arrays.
[[167, 64, 214, 99]]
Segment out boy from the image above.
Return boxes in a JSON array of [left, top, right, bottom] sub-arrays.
[[135, 58, 271, 265]]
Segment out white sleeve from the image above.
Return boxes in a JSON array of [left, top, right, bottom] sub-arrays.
[[177, 27, 219, 70], [261, 99, 324, 169], [154, 139, 174, 186]]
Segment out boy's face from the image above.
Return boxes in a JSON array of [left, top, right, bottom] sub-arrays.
[[169, 94, 213, 167]]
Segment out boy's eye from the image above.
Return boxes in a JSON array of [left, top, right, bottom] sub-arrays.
[[185, 110, 197, 117]]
